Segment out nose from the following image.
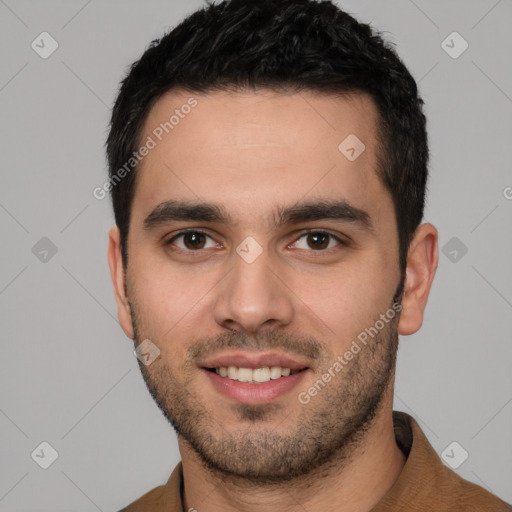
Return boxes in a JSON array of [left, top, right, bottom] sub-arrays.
[[213, 247, 294, 334]]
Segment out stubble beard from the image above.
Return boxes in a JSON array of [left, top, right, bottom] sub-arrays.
[[130, 289, 402, 485]]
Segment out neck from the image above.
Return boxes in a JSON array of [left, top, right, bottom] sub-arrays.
[[179, 403, 406, 512]]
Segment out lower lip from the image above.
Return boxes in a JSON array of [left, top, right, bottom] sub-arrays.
[[203, 369, 308, 405]]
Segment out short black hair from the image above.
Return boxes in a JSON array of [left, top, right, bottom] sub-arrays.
[[106, 0, 428, 273]]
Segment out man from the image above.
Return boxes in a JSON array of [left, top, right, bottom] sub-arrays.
[[106, 0, 512, 510]]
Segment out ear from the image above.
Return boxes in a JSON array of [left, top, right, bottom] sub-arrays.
[[398, 223, 438, 336], [108, 225, 134, 339]]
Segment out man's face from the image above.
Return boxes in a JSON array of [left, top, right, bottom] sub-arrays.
[[121, 89, 403, 481]]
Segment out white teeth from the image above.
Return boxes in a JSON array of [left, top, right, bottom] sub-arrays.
[[237, 367, 253, 382], [270, 366, 282, 379], [227, 366, 238, 379], [214, 365, 297, 383], [253, 367, 270, 382]]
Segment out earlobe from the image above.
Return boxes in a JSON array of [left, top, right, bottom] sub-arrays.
[[107, 225, 135, 339], [398, 223, 439, 336]]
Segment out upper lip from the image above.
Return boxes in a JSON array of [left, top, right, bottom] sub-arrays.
[[200, 351, 310, 371]]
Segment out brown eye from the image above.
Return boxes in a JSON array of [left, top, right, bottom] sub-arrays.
[[306, 233, 329, 250], [169, 231, 217, 251], [291, 231, 343, 251], [183, 232, 206, 249]]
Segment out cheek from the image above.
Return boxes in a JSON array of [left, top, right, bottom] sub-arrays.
[[130, 273, 197, 369], [130, 255, 219, 336], [302, 258, 395, 340]]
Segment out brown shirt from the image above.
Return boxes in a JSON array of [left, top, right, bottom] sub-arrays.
[[119, 411, 512, 511]]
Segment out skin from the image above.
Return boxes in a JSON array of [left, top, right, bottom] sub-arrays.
[[108, 89, 438, 512]]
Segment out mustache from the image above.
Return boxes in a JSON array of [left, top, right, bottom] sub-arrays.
[[187, 329, 323, 362]]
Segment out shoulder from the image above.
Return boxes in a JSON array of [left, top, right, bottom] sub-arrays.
[[116, 484, 165, 512], [116, 462, 183, 512], [378, 412, 512, 512], [439, 471, 512, 512]]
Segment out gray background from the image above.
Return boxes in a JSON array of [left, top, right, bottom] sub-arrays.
[[0, 0, 511, 510]]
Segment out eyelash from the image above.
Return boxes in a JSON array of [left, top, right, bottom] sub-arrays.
[[165, 229, 347, 253]]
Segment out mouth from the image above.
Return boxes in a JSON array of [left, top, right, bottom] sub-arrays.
[[199, 352, 311, 405], [205, 365, 304, 384]]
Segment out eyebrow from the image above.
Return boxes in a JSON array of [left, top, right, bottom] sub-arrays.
[[144, 200, 230, 230], [143, 199, 372, 232], [274, 200, 372, 231]]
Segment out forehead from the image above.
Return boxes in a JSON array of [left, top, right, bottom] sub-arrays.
[[132, 88, 391, 229]]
